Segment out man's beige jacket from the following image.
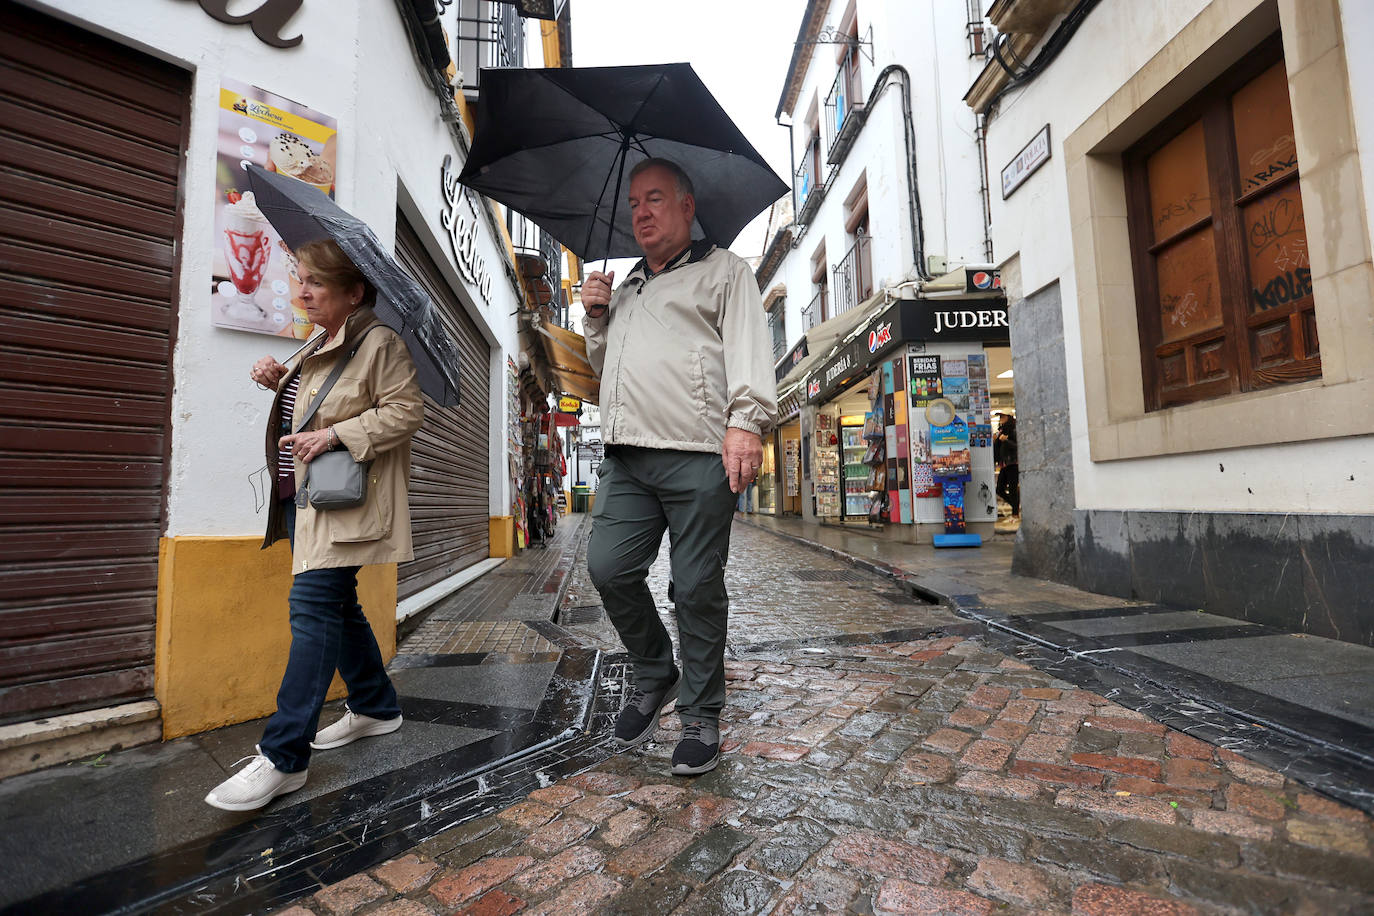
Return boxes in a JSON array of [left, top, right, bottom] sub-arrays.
[[584, 242, 779, 452], [262, 307, 425, 573]]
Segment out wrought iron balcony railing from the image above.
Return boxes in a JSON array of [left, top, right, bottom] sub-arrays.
[[832, 231, 873, 319], [802, 288, 826, 332], [795, 156, 820, 220], [824, 50, 868, 166], [769, 312, 787, 361]]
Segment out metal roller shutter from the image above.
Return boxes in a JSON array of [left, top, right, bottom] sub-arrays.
[[0, 5, 188, 722], [393, 216, 491, 597]]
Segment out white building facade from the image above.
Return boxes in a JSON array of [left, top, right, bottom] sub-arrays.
[[968, 0, 1374, 643]]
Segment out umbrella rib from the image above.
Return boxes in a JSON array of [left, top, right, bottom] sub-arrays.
[[584, 133, 632, 259]]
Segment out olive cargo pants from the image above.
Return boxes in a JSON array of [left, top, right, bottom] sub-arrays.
[[586, 446, 736, 726]]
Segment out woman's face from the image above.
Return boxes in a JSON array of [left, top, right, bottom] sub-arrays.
[[297, 262, 362, 335]]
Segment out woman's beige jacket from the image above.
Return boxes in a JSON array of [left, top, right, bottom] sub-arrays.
[[262, 307, 425, 573]]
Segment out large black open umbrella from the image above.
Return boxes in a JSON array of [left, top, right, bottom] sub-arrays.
[[458, 63, 787, 261], [245, 164, 462, 406]]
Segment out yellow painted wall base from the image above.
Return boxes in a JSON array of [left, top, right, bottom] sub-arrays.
[[489, 515, 514, 558], [155, 536, 397, 739]]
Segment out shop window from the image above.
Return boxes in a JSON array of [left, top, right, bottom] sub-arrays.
[[1124, 38, 1318, 410]]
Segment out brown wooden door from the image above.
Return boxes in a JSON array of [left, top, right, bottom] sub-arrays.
[[393, 217, 491, 598], [0, 5, 188, 722]]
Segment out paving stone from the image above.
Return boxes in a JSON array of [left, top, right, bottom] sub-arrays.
[[522, 873, 621, 916], [1107, 819, 1241, 867], [1070, 725, 1120, 753], [1163, 758, 1225, 790], [1083, 715, 1167, 736], [1108, 777, 1211, 806], [889, 752, 956, 786], [676, 794, 739, 830], [627, 784, 689, 811], [873, 880, 994, 915], [1021, 687, 1062, 700], [947, 706, 993, 727], [807, 794, 914, 834], [960, 739, 1013, 770], [1190, 809, 1275, 841], [739, 741, 811, 761], [1296, 792, 1370, 824], [566, 794, 625, 823], [314, 874, 386, 915], [770, 868, 860, 916], [746, 818, 834, 877], [600, 806, 654, 847], [786, 716, 842, 744], [1071, 882, 1201, 915], [273, 908, 315, 916], [1070, 753, 1162, 780], [1041, 711, 1087, 736], [510, 845, 603, 894], [367, 901, 435, 916], [906, 814, 1033, 860], [953, 770, 1043, 800], [495, 800, 558, 830], [1216, 749, 1285, 788], [865, 731, 918, 762], [677, 869, 782, 916], [1017, 734, 1072, 763], [1165, 732, 1216, 760], [433, 825, 524, 870], [1055, 788, 1178, 824], [997, 699, 1039, 723], [605, 826, 694, 877], [746, 789, 806, 824], [1284, 818, 1370, 855], [600, 873, 693, 916], [1166, 860, 1350, 914], [1033, 834, 1164, 884], [838, 712, 892, 738], [371, 854, 440, 893], [525, 815, 594, 853], [984, 720, 1032, 742], [527, 785, 583, 808], [1226, 783, 1288, 820], [967, 857, 1052, 908], [454, 889, 525, 916], [429, 857, 533, 908], [565, 771, 642, 795], [825, 831, 950, 884], [924, 728, 974, 753], [967, 685, 1012, 710], [670, 825, 757, 881]]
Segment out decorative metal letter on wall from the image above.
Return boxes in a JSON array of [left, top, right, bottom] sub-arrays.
[[179, 0, 304, 49]]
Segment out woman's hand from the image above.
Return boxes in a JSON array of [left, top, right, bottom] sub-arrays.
[[251, 356, 288, 389], [279, 428, 335, 464]]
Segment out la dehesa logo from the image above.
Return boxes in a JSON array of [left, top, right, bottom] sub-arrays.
[[867, 321, 893, 353], [971, 271, 1002, 290]]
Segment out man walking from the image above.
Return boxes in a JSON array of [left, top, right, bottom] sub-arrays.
[[581, 158, 778, 775]]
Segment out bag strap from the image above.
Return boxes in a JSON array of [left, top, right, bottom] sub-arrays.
[[293, 322, 384, 435]]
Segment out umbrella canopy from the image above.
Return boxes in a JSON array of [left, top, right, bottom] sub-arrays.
[[244, 164, 462, 407], [458, 63, 788, 261]]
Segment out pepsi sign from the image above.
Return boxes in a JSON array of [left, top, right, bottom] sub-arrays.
[[807, 377, 821, 399], [966, 269, 1002, 292], [867, 321, 893, 353]]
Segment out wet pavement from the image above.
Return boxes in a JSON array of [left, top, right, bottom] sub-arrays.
[[0, 513, 1371, 913]]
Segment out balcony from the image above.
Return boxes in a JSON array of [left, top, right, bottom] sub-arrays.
[[795, 157, 824, 225], [769, 312, 787, 361], [831, 232, 873, 319], [802, 288, 827, 332], [825, 53, 867, 165]]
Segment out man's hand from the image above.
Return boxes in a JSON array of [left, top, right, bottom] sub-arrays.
[[279, 428, 334, 464], [251, 355, 288, 389], [722, 426, 763, 494], [582, 270, 615, 319]]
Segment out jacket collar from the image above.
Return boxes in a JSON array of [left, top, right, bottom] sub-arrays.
[[625, 239, 717, 288], [308, 306, 380, 359]]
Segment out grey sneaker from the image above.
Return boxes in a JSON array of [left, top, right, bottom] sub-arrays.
[[671, 721, 720, 776], [204, 746, 307, 811], [614, 669, 681, 747], [311, 708, 403, 750]]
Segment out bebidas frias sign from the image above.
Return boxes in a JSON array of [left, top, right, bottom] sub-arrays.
[[441, 155, 493, 305]]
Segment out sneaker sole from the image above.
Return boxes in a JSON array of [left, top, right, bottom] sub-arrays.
[[671, 751, 720, 777], [203, 771, 308, 811], [613, 675, 681, 749], [310, 715, 403, 750]]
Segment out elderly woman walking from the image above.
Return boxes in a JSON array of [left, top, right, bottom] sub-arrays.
[[206, 239, 424, 811]]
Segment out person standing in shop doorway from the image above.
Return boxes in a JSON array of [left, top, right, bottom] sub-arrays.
[[994, 412, 1019, 517], [580, 158, 778, 776]]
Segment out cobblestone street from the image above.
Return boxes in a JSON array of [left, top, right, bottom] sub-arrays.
[[269, 521, 1374, 916]]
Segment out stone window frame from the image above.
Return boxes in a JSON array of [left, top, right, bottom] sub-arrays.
[[1064, 0, 1374, 461]]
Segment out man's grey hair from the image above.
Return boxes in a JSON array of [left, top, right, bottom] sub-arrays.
[[630, 158, 695, 199]]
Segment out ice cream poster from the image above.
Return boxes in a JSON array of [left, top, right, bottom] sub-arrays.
[[212, 79, 338, 337]]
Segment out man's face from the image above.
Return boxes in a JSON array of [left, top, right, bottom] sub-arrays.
[[628, 165, 694, 263]]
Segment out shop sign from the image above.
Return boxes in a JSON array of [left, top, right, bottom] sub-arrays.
[[440, 155, 493, 305], [822, 350, 854, 387], [558, 396, 581, 413], [867, 321, 893, 353], [1002, 123, 1051, 199], [904, 300, 1010, 342], [966, 270, 1001, 292], [806, 377, 822, 400], [178, 0, 304, 48], [777, 338, 809, 382]]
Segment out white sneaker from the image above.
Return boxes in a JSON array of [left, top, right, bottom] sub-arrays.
[[311, 708, 403, 750], [204, 747, 307, 811]]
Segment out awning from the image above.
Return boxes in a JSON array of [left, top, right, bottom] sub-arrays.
[[775, 291, 888, 393], [534, 317, 600, 405]]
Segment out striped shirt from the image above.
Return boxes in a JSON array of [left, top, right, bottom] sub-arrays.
[[277, 375, 301, 499]]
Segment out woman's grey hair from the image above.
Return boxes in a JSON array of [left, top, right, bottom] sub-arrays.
[[629, 158, 694, 198]]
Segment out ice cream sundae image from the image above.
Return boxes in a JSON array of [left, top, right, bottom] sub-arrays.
[[269, 132, 333, 193], [221, 190, 273, 322]]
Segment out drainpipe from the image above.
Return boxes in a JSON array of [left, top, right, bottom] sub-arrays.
[[864, 65, 931, 280], [778, 113, 797, 227], [975, 112, 994, 262]]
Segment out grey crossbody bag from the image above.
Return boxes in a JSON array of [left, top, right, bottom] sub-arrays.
[[292, 323, 383, 511]]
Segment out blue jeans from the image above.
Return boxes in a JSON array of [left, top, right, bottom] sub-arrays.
[[259, 500, 401, 773]]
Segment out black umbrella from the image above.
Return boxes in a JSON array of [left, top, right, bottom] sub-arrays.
[[244, 165, 462, 407], [457, 63, 788, 261]]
